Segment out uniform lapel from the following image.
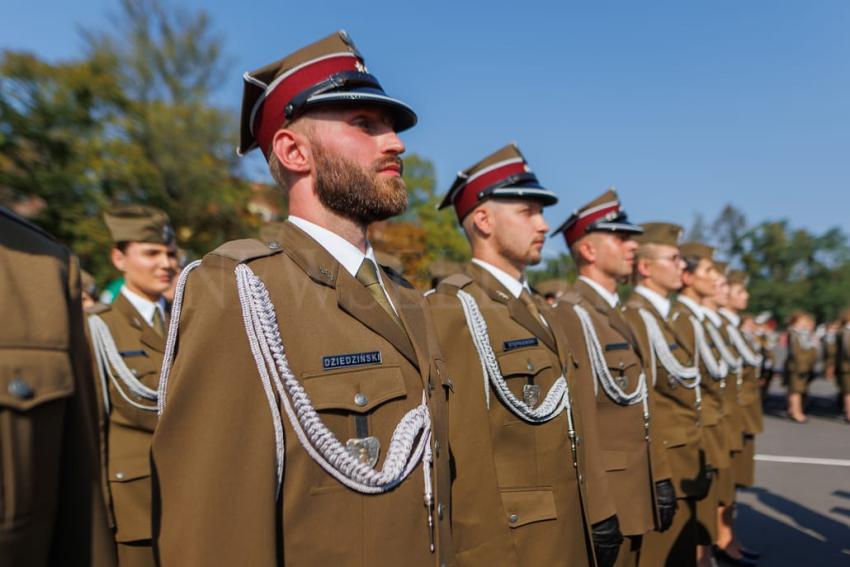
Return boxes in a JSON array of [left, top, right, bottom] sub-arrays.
[[469, 263, 557, 353], [575, 279, 639, 348], [113, 293, 165, 353], [281, 222, 419, 369], [383, 276, 430, 376]]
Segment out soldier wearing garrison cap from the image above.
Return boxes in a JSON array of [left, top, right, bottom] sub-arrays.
[[834, 308, 850, 422], [622, 223, 710, 567], [151, 32, 452, 566], [784, 310, 817, 423], [551, 190, 673, 567], [86, 204, 177, 566], [1, 208, 117, 566], [427, 144, 617, 566]]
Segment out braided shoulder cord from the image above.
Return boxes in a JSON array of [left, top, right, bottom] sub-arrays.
[[456, 289, 571, 423], [88, 315, 159, 413], [573, 304, 647, 407], [638, 309, 702, 411], [689, 315, 728, 380], [726, 324, 763, 367], [705, 321, 742, 373]]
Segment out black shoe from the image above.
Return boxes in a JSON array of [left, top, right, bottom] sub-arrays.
[[739, 547, 760, 560], [714, 546, 758, 566]]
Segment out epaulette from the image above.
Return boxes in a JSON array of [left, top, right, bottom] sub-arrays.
[[0, 206, 58, 243], [379, 264, 414, 289], [208, 238, 284, 263], [558, 289, 582, 305], [438, 273, 473, 290]]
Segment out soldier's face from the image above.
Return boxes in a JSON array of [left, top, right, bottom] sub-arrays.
[[487, 200, 549, 267], [714, 277, 730, 307], [307, 107, 408, 224], [641, 244, 683, 292], [685, 258, 717, 298], [729, 283, 749, 311], [111, 242, 176, 300], [590, 232, 637, 279]]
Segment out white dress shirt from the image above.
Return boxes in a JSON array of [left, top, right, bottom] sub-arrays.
[[121, 286, 167, 328], [635, 285, 671, 319], [289, 216, 396, 313], [676, 294, 705, 321], [578, 276, 620, 309]]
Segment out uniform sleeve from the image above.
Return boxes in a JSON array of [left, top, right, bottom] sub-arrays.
[[151, 258, 280, 566], [552, 304, 618, 525], [49, 253, 117, 566]]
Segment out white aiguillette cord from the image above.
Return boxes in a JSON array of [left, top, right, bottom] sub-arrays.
[[726, 324, 763, 367], [689, 315, 728, 380], [638, 308, 702, 406], [88, 314, 159, 414], [158, 261, 435, 549], [456, 289, 573, 424]]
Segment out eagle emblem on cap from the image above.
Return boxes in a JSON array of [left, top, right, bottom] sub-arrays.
[[355, 60, 368, 73], [162, 224, 175, 244]]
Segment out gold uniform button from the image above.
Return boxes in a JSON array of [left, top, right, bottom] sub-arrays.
[[354, 393, 368, 407]]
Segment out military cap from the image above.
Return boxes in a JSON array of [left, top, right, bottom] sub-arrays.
[[715, 261, 729, 276], [104, 205, 175, 245], [633, 222, 683, 247], [551, 188, 643, 246], [727, 270, 749, 286], [239, 30, 416, 157], [679, 241, 716, 262], [439, 143, 558, 221]]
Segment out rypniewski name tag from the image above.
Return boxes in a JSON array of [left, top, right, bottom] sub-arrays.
[[323, 351, 382, 370], [503, 337, 539, 351]]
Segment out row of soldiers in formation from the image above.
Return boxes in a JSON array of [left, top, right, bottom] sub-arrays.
[[4, 29, 841, 567]]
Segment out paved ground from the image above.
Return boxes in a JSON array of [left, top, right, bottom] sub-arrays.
[[732, 377, 850, 566]]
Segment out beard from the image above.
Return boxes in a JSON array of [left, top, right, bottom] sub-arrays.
[[313, 144, 408, 225]]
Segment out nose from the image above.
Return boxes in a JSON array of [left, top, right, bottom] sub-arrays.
[[537, 213, 550, 234], [381, 128, 405, 156]]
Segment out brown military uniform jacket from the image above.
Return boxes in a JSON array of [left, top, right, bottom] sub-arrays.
[[554, 280, 657, 537], [0, 209, 116, 566], [719, 311, 763, 435], [151, 221, 452, 566], [89, 292, 164, 549], [704, 311, 745, 454], [624, 292, 707, 500], [836, 325, 850, 394], [669, 298, 730, 470], [785, 330, 818, 378], [426, 263, 607, 567]]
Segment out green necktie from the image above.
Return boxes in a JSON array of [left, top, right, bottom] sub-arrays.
[[152, 307, 166, 338], [520, 289, 555, 343], [356, 259, 403, 329]]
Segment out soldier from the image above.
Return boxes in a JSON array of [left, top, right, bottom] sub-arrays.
[[0, 207, 116, 566], [719, 271, 763, 563], [623, 223, 709, 567], [669, 242, 729, 567], [835, 309, 850, 422], [784, 310, 818, 423], [426, 144, 619, 566], [86, 204, 177, 566], [150, 31, 452, 566], [551, 190, 674, 567]]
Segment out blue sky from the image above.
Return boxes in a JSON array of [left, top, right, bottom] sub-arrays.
[[3, 1, 849, 256]]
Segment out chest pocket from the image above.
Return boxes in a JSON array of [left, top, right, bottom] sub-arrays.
[[603, 344, 641, 385], [0, 348, 74, 527], [496, 349, 554, 401]]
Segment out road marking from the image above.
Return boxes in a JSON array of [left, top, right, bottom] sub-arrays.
[[755, 454, 850, 467]]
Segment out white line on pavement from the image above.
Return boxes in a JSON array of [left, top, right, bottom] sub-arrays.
[[755, 454, 850, 467]]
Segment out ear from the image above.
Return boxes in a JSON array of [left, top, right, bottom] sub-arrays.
[[271, 126, 312, 175], [577, 237, 596, 265], [469, 206, 493, 238], [111, 247, 127, 273], [636, 256, 653, 279]]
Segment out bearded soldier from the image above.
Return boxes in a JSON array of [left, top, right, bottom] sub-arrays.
[[426, 144, 619, 567], [86, 205, 177, 566], [624, 223, 709, 567], [150, 32, 451, 566], [552, 190, 674, 567]]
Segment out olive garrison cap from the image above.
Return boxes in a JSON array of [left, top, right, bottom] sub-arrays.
[[439, 143, 557, 222], [239, 30, 416, 158], [104, 205, 175, 245], [551, 188, 643, 247], [727, 270, 749, 286], [679, 241, 716, 261], [634, 222, 684, 247], [714, 261, 729, 276]]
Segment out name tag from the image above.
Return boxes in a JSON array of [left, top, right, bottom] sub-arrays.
[[322, 351, 382, 370], [605, 343, 631, 352], [503, 337, 539, 351], [119, 350, 147, 358]]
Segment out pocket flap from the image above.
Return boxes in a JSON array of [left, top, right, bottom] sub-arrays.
[[0, 349, 73, 411], [109, 455, 151, 482], [302, 365, 407, 413], [603, 450, 628, 472], [496, 350, 553, 378], [500, 488, 558, 528], [661, 427, 690, 450]]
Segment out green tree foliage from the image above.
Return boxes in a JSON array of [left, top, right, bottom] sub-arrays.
[[527, 252, 576, 286]]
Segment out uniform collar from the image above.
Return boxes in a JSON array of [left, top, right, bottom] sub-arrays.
[[635, 285, 671, 319], [720, 308, 740, 326], [471, 258, 528, 299], [120, 285, 166, 326], [676, 294, 704, 321], [578, 275, 619, 309], [289, 216, 380, 279], [701, 305, 723, 327]]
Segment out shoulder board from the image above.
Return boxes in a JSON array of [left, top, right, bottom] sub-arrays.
[[380, 264, 414, 289], [0, 206, 58, 243], [438, 273, 474, 290], [558, 289, 582, 305], [208, 239, 284, 263]]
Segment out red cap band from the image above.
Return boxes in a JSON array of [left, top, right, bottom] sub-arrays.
[[563, 203, 620, 246], [453, 160, 528, 220]]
